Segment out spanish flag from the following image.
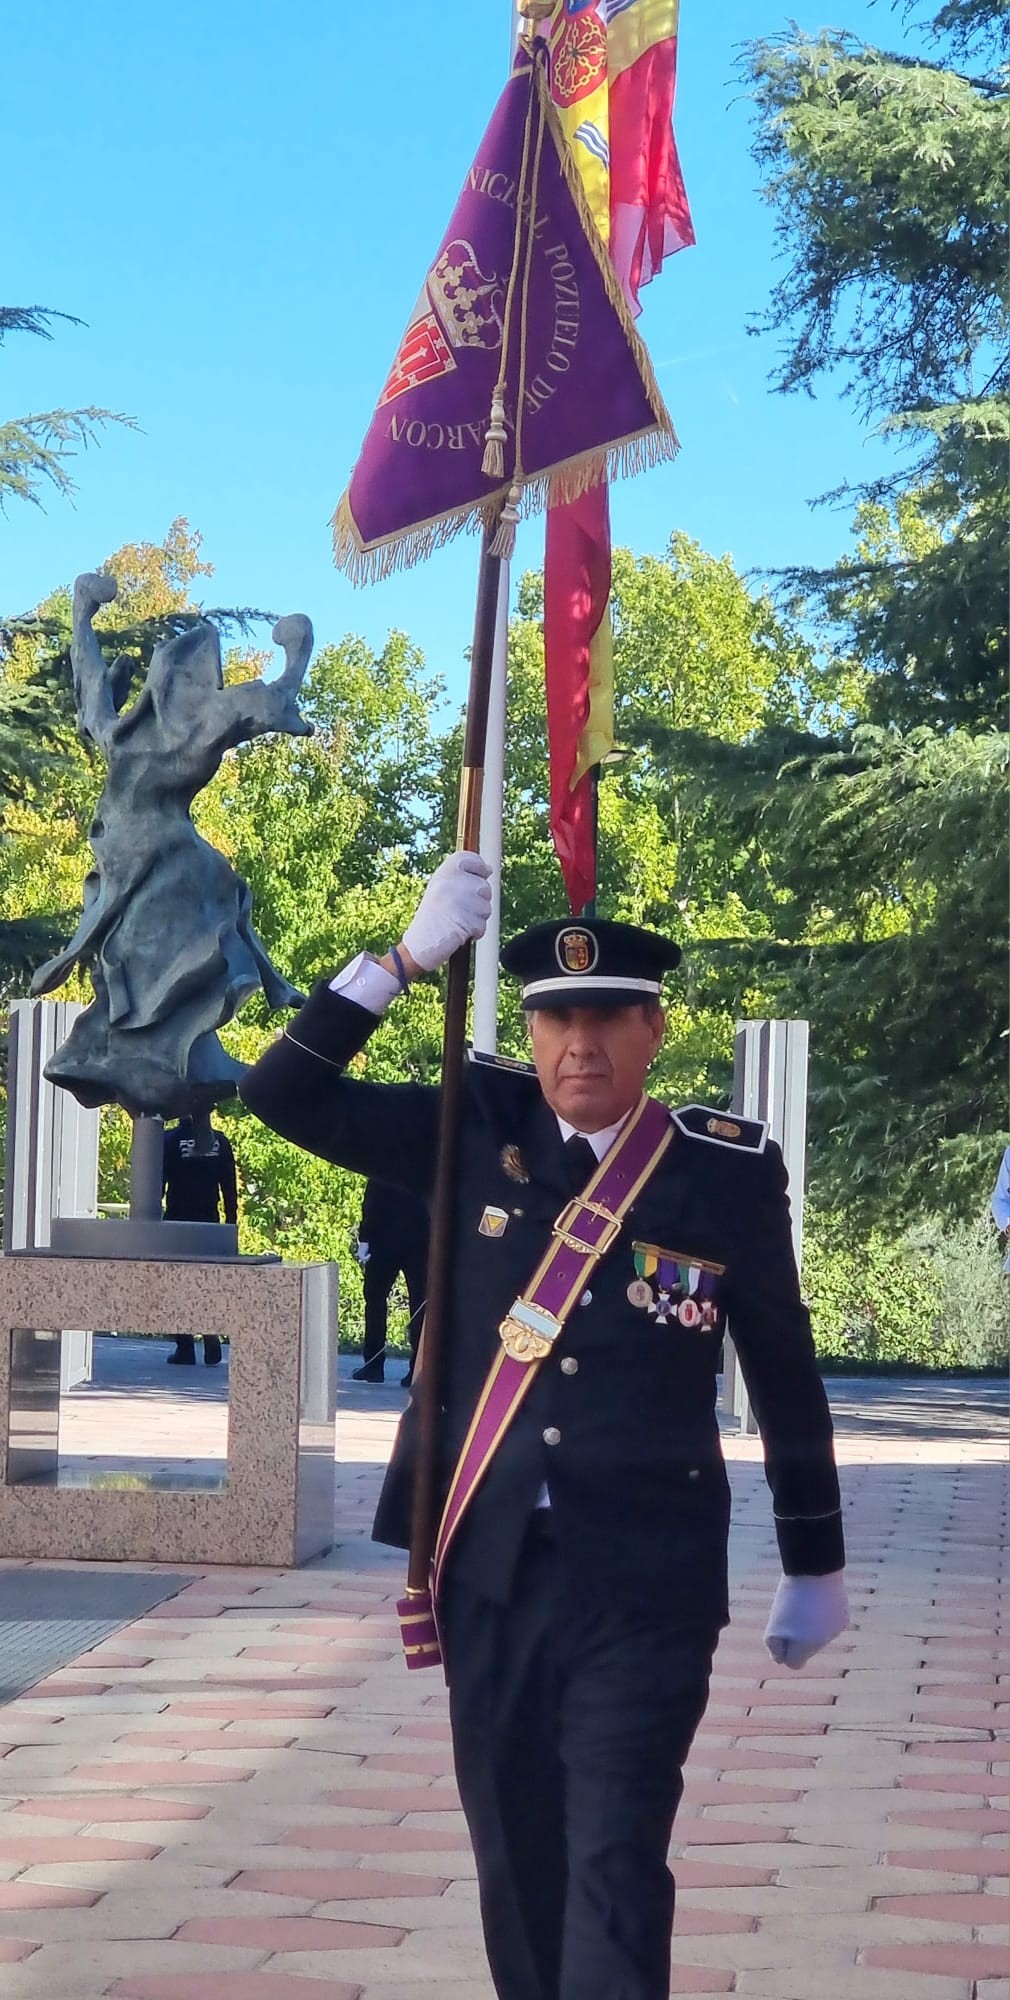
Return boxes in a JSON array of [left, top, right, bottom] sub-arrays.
[[542, 0, 693, 915]]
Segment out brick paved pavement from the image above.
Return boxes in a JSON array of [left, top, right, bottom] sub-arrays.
[[0, 1366, 1005, 1999]]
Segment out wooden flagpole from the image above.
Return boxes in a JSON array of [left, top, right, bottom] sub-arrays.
[[406, 0, 564, 1601], [406, 538, 503, 1593]]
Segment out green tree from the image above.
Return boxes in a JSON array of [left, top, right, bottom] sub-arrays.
[[642, 0, 1008, 1225], [743, 7, 1008, 726], [479, 535, 829, 1104]]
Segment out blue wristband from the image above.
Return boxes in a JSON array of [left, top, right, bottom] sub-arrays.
[[388, 945, 410, 995]]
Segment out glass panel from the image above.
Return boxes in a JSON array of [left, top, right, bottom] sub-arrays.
[[5, 1330, 230, 1492]]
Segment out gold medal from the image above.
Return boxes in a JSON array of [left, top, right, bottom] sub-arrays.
[[627, 1278, 653, 1309]]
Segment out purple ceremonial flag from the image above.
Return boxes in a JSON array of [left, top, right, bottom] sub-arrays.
[[332, 45, 677, 583]]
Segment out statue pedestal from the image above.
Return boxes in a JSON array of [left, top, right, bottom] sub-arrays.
[[0, 1254, 337, 1567]]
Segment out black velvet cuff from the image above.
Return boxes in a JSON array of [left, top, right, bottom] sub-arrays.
[[776, 1509, 846, 1577]]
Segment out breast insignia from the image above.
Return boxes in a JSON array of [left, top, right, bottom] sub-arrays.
[[672, 1105, 768, 1153]]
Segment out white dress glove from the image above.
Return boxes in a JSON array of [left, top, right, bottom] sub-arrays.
[[402, 852, 492, 972], [764, 1570, 849, 1669], [355, 1242, 370, 1265]]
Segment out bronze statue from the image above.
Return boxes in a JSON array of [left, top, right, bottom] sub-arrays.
[[31, 572, 313, 1121]]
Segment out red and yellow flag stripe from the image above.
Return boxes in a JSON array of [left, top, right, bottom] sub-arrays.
[[541, 0, 692, 914]]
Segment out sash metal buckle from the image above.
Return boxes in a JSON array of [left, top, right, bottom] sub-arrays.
[[499, 1297, 562, 1363], [552, 1198, 621, 1258]]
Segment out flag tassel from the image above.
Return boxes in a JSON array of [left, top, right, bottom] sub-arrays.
[[489, 479, 522, 559], [482, 386, 508, 479]]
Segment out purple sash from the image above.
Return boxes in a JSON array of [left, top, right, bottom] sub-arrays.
[[397, 1095, 674, 1669]]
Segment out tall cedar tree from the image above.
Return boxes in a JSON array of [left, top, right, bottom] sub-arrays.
[[641, 0, 1008, 1223]]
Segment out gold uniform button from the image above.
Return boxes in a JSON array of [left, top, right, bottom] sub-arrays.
[[560, 1357, 579, 1376], [542, 1426, 562, 1447]]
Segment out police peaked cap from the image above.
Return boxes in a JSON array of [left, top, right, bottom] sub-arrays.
[[501, 918, 681, 1010]]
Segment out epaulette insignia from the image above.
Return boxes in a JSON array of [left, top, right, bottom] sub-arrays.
[[672, 1104, 768, 1153], [468, 1046, 537, 1076]]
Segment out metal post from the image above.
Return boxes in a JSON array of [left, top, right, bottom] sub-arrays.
[[4, 999, 100, 1254], [722, 1019, 810, 1435], [472, 558, 510, 1054], [4, 999, 101, 1389], [129, 1115, 165, 1222], [580, 763, 600, 918]]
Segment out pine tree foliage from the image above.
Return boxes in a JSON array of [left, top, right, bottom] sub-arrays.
[[746, 27, 1007, 416], [1, 304, 134, 514], [744, 4, 1008, 727], [643, 0, 1008, 1223]]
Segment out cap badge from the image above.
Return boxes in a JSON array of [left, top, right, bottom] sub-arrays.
[[706, 1116, 741, 1140], [556, 927, 599, 975]]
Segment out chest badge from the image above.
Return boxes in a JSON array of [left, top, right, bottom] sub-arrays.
[[479, 1205, 510, 1239], [500, 1143, 530, 1184], [628, 1242, 726, 1330]]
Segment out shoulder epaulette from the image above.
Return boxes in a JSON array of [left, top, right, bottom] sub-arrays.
[[672, 1104, 768, 1153], [468, 1046, 537, 1076]]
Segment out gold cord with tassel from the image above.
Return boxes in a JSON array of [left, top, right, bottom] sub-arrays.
[[481, 388, 508, 480], [490, 480, 522, 559], [487, 49, 547, 547], [481, 40, 543, 483]]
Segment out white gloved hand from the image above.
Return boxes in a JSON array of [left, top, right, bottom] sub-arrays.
[[402, 852, 492, 972], [764, 1570, 849, 1669], [355, 1242, 370, 1265]]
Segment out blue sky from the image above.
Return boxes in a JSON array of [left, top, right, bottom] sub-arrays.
[[5, 0, 909, 705]]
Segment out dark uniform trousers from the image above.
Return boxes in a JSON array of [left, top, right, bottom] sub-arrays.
[[443, 1516, 717, 2000], [240, 984, 845, 2000], [362, 1245, 427, 1367], [358, 1180, 430, 1373]]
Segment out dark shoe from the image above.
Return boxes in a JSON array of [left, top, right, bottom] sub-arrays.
[[352, 1362, 384, 1384], [401, 1368, 414, 1388], [203, 1337, 223, 1366], [167, 1339, 196, 1366]]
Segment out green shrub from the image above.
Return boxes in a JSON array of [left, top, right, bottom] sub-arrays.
[[907, 1210, 1008, 1368], [802, 1215, 952, 1366], [802, 1208, 1008, 1369]]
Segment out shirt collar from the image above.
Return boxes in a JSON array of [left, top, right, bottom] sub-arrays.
[[554, 1104, 634, 1161]]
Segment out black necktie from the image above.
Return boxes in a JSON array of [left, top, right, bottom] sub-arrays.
[[564, 1134, 599, 1193]]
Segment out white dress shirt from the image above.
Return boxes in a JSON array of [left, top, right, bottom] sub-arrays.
[[330, 951, 402, 1010]]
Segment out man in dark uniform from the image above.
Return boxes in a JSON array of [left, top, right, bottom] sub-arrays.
[[352, 1176, 430, 1385], [241, 853, 848, 2000], [163, 1115, 238, 1366]]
